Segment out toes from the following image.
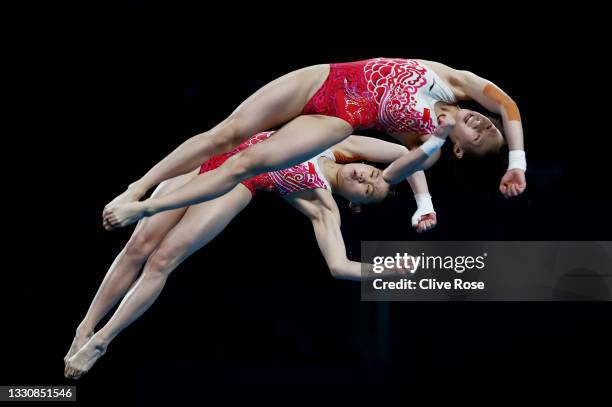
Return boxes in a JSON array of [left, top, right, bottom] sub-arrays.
[[65, 366, 75, 379], [73, 369, 86, 380]]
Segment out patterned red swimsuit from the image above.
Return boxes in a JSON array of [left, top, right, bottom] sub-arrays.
[[199, 132, 332, 197], [302, 58, 456, 135]]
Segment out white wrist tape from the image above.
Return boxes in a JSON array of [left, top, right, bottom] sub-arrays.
[[420, 136, 445, 157], [508, 150, 526, 172], [412, 193, 435, 226]]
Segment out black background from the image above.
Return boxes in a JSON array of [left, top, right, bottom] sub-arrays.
[[3, 2, 611, 405]]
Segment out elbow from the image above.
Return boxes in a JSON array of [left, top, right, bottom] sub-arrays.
[[392, 146, 409, 161], [382, 167, 406, 185], [503, 100, 521, 122], [328, 262, 347, 279]]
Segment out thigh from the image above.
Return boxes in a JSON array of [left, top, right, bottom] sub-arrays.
[[226, 64, 331, 137], [150, 184, 253, 265], [241, 114, 354, 172]]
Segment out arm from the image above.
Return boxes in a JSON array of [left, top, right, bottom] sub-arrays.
[[334, 135, 437, 232], [310, 207, 365, 281], [307, 205, 412, 279], [457, 70, 523, 151], [334, 135, 433, 189], [456, 70, 526, 198], [407, 171, 436, 233], [381, 124, 452, 185], [333, 135, 408, 163], [284, 192, 412, 279], [284, 194, 366, 280], [382, 148, 429, 184]]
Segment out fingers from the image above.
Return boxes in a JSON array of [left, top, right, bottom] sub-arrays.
[[416, 218, 426, 233], [501, 182, 527, 198], [416, 217, 437, 233], [434, 123, 454, 139], [501, 183, 514, 199], [508, 184, 515, 197], [500, 180, 514, 198], [500, 170, 527, 198]]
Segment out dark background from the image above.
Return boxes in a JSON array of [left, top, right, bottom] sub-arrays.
[[3, 2, 611, 405]]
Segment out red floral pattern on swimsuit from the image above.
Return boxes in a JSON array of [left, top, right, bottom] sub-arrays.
[[303, 58, 437, 135], [303, 60, 378, 130], [199, 132, 329, 196], [267, 159, 328, 196]]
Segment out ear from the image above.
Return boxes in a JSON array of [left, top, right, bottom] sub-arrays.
[[348, 202, 362, 213], [453, 143, 464, 159]]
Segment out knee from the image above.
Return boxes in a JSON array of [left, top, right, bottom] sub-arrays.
[[225, 148, 266, 180], [124, 232, 158, 262], [211, 115, 247, 151], [143, 246, 184, 278]]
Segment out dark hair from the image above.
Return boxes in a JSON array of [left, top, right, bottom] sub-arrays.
[[442, 118, 509, 196], [460, 114, 506, 157], [344, 159, 399, 214]]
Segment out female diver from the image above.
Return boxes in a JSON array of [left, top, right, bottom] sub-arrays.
[[65, 134, 432, 379], [103, 58, 526, 229]]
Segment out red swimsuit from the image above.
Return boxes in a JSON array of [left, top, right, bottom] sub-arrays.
[[302, 58, 456, 135], [199, 132, 333, 197]]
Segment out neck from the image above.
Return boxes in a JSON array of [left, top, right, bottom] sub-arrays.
[[320, 157, 341, 190]]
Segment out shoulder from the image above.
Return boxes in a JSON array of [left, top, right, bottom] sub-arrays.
[[417, 59, 472, 100], [283, 189, 339, 221]]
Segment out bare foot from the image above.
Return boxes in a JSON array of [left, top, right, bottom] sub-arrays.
[[105, 186, 145, 210], [103, 201, 149, 231], [64, 335, 108, 380], [64, 330, 93, 365]]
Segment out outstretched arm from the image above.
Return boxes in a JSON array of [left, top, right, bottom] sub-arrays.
[[310, 207, 365, 280], [455, 71, 526, 198], [284, 194, 366, 280], [285, 193, 411, 280], [307, 206, 411, 279]]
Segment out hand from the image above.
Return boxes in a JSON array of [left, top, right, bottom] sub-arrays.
[[412, 211, 437, 233], [388, 262, 412, 276], [434, 117, 455, 140], [499, 169, 526, 198]]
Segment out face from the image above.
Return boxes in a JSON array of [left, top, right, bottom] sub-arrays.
[[450, 109, 504, 157], [337, 163, 391, 205]]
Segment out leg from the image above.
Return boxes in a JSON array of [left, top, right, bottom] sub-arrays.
[[65, 185, 252, 379], [104, 114, 353, 228], [64, 169, 198, 365], [106, 64, 330, 207]]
